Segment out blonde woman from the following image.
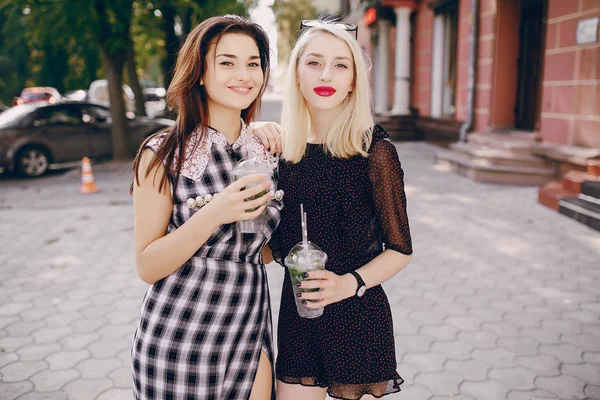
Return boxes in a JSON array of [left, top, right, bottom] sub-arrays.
[[258, 20, 413, 400]]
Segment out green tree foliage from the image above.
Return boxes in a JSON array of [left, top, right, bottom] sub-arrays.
[[272, 0, 318, 66]]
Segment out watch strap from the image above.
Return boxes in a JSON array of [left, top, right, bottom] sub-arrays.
[[349, 271, 366, 297]]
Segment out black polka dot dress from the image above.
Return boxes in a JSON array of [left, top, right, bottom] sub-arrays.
[[269, 125, 413, 399]]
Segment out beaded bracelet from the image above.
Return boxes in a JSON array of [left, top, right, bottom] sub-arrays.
[[187, 190, 284, 210]]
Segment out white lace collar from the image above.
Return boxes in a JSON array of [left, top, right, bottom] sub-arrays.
[[148, 120, 278, 181]]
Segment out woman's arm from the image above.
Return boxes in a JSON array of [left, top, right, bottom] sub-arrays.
[[249, 121, 282, 154], [298, 137, 413, 307], [261, 245, 274, 264], [298, 250, 411, 307], [133, 148, 273, 284]]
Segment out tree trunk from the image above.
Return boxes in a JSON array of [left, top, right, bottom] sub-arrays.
[[160, 0, 178, 89], [102, 50, 130, 160], [180, 5, 192, 45], [126, 37, 146, 116], [84, 45, 100, 89]]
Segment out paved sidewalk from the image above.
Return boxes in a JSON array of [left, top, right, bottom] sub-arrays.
[[0, 142, 598, 400]]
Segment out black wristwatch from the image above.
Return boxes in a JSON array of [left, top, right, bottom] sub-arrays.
[[349, 271, 366, 298]]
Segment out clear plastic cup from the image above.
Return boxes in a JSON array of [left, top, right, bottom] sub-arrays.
[[232, 158, 273, 233], [284, 241, 328, 319]]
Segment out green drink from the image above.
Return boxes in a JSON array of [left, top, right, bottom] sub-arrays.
[[232, 158, 273, 233], [285, 242, 328, 319]]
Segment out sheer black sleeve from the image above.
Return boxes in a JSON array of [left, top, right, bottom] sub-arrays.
[[368, 136, 413, 255]]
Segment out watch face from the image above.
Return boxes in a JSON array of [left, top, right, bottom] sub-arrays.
[[357, 286, 366, 297]]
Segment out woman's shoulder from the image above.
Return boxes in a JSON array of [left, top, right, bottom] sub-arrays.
[[145, 128, 171, 152], [368, 124, 391, 152]]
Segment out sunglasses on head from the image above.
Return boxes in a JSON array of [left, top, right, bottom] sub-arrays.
[[300, 20, 359, 40]]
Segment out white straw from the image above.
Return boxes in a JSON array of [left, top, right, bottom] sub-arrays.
[[300, 204, 308, 246]]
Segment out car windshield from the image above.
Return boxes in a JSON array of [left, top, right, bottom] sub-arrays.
[[0, 104, 41, 128], [22, 92, 51, 100]]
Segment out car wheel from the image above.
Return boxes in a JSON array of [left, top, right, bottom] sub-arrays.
[[15, 146, 50, 177]]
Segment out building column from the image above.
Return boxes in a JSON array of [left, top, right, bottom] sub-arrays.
[[391, 7, 412, 115], [374, 19, 390, 115], [431, 14, 445, 118]]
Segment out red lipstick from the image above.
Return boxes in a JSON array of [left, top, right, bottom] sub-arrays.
[[313, 86, 336, 97]]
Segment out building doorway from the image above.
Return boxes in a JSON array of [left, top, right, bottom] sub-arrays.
[[515, 0, 546, 130]]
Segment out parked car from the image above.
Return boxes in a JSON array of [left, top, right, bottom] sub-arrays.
[[0, 102, 174, 177], [12, 87, 63, 106], [87, 79, 136, 113], [64, 89, 88, 102]]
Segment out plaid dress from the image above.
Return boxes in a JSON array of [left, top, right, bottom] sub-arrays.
[[131, 124, 281, 400]]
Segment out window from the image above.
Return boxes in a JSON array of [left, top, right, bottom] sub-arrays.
[[81, 106, 112, 124], [33, 107, 82, 126], [442, 5, 458, 116], [430, 1, 459, 118]]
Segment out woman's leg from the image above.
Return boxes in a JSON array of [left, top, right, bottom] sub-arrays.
[[277, 380, 327, 400], [249, 350, 272, 400]]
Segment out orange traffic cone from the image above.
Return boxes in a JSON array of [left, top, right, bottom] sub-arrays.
[[80, 157, 100, 194]]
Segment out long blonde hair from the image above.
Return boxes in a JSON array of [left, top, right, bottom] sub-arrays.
[[281, 22, 374, 163]]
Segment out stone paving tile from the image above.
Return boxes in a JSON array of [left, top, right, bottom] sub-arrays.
[[539, 343, 584, 363], [31, 328, 73, 345], [583, 351, 600, 364], [488, 367, 536, 391], [0, 381, 34, 400], [45, 350, 90, 370], [458, 330, 499, 349], [58, 333, 100, 351], [17, 392, 70, 400], [403, 351, 447, 373], [445, 359, 491, 382], [497, 337, 540, 356], [415, 370, 463, 397], [396, 384, 433, 400], [585, 384, 600, 399], [535, 375, 587, 399], [96, 389, 133, 400], [76, 358, 122, 380], [561, 362, 600, 385], [29, 369, 79, 392], [460, 380, 511, 400], [108, 367, 133, 389], [17, 343, 62, 362], [505, 389, 560, 400], [420, 325, 459, 342], [62, 378, 113, 400], [514, 354, 561, 377], [0, 361, 48, 382], [472, 348, 517, 369], [431, 341, 474, 361], [2, 142, 600, 399]]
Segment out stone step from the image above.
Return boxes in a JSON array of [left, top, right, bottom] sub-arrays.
[[376, 116, 421, 141], [559, 197, 600, 232], [450, 142, 550, 168], [531, 142, 600, 166], [538, 181, 578, 211], [467, 132, 538, 155], [581, 181, 600, 201], [588, 160, 600, 177], [436, 149, 555, 185], [562, 170, 600, 193]]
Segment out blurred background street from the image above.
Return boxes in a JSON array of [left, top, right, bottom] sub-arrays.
[[1, 0, 599, 399]]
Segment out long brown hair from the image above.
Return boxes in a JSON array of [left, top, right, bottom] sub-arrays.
[[131, 15, 270, 195]]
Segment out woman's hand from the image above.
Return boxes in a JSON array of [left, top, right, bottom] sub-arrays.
[[249, 121, 282, 155], [296, 271, 357, 308], [203, 174, 272, 226]]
